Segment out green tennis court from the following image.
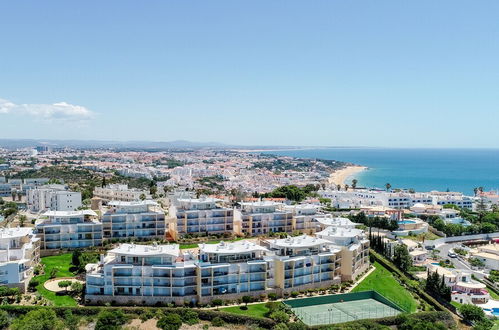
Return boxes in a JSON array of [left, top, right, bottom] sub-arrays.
[[284, 291, 404, 326]]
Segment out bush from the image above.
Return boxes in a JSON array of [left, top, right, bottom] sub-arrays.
[[290, 291, 299, 298], [95, 310, 127, 330], [180, 310, 199, 325], [11, 309, 63, 330], [0, 310, 9, 330], [157, 313, 182, 330], [268, 292, 278, 301], [49, 268, 58, 279], [273, 323, 288, 330], [28, 279, 39, 292], [269, 311, 289, 323], [211, 316, 225, 327], [212, 299, 223, 308], [459, 304, 486, 323], [288, 322, 307, 330]]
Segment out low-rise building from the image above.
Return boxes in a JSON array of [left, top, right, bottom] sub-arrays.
[[472, 244, 499, 270], [93, 184, 151, 203], [0, 227, 40, 291], [102, 201, 166, 240], [168, 198, 234, 240], [35, 210, 103, 252]]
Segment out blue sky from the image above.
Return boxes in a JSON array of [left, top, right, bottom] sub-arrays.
[[1, 1, 499, 147]]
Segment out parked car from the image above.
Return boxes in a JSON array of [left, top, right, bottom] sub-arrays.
[[448, 252, 457, 258]]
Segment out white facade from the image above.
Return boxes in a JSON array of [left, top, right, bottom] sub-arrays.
[[27, 186, 82, 212], [35, 210, 103, 250], [93, 184, 151, 203], [0, 227, 40, 291], [102, 201, 166, 240], [237, 201, 293, 235], [169, 198, 234, 239]]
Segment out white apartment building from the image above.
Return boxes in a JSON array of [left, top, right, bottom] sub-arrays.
[[266, 235, 342, 291], [86, 243, 198, 304], [85, 236, 351, 305], [315, 226, 370, 281], [27, 186, 82, 212], [35, 210, 103, 252], [284, 204, 321, 234], [102, 201, 166, 240], [237, 201, 293, 236], [197, 240, 269, 301], [93, 184, 151, 203], [0, 227, 40, 291], [168, 198, 234, 240], [314, 215, 358, 231], [0, 183, 11, 197]]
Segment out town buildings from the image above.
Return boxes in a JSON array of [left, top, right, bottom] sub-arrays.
[[35, 210, 103, 252], [0, 227, 40, 291], [168, 198, 234, 240], [93, 184, 151, 203], [102, 201, 166, 240], [27, 185, 82, 212]]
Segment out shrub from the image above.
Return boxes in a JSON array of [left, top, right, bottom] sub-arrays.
[[28, 279, 39, 292], [212, 299, 223, 308], [288, 322, 307, 330], [290, 291, 299, 298], [157, 313, 182, 330], [11, 309, 63, 330], [95, 309, 127, 330], [49, 268, 58, 279], [0, 310, 9, 330], [211, 316, 225, 327], [181, 310, 199, 325], [269, 311, 289, 323], [273, 323, 288, 330], [458, 304, 486, 323], [268, 292, 278, 301]]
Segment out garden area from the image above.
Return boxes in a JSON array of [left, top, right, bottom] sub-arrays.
[[351, 261, 418, 313], [28, 251, 97, 306]]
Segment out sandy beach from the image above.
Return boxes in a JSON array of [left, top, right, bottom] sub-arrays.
[[329, 165, 367, 186]]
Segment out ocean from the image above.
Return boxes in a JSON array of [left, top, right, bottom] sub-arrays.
[[260, 148, 499, 195]]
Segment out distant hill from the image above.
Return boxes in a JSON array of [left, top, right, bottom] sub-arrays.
[[0, 139, 228, 149]]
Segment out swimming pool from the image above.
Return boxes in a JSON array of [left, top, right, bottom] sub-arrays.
[[399, 220, 416, 224]]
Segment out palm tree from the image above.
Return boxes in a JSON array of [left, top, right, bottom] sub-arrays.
[[385, 183, 391, 191], [351, 179, 358, 190], [473, 187, 478, 196], [344, 184, 349, 191], [336, 184, 341, 191]]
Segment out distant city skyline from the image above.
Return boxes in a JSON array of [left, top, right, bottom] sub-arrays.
[[1, 1, 499, 148]]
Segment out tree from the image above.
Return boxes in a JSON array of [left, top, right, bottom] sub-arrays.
[[458, 304, 486, 323], [72, 250, 82, 267], [70, 281, 84, 298], [344, 184, 349, 191], [351, 179, 358, 189], [139, 193, 146, 201], [0, 310, 9, 330], [393, 244, 412, 272], [11, 309, 64, 330], [95, 310, 127, 330], [180, 310, 199, 325], [336, 184, 341, 191], [63, 310, 79, 330], [18, 214, 27, 227], [469, 257, 485, 268], [212, 298, 223, 310], [50, 267, 58, 279], [385, 183, 391, 191], [101, 176, 106, 188], [58, 280, 72, 293], [157, 313, 182, 330], [242, 295, 252, 308], [211, 317, 225, 327]]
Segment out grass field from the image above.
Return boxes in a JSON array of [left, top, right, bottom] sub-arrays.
[[351, 262, 418, 313], [32, 253, 78, 306], [220, 303, 269, 318]]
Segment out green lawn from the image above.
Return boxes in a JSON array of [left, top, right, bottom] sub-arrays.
[[351, 262, 418, 313], [33, 253, 78, 306], [220, 303, 269, 318], [450, 301, 462, 309], [487, 286, 499, 300]]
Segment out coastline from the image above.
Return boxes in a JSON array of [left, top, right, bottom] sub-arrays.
[[329, 165, 367, 186]]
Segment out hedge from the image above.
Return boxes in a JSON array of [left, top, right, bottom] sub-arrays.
[[0, 306, 276, 329], [312, 311, 455, 329]]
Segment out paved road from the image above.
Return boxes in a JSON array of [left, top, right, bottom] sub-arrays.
[[436, 242, 487, 279]]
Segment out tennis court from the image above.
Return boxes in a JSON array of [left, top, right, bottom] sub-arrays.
[[284, 291, 404, 326]]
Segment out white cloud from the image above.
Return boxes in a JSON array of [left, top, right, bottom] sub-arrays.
[[0, 98, 95, 121]]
